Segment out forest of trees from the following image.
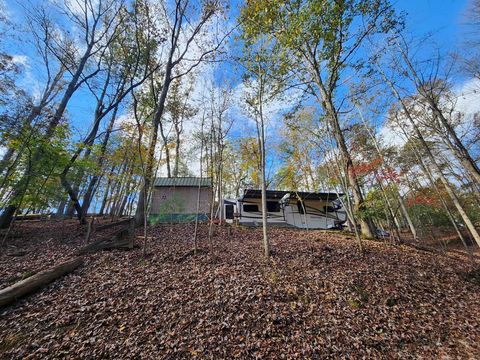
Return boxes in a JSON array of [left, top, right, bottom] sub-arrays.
[[1, 1, 480, 357], [0, 0, 479, 255]]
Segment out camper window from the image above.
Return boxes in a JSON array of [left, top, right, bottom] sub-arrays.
[[297, 201, 306, 214], [267, 201, 280, 212], [243, 204, 259, 212], [225, 204, 234, 219]]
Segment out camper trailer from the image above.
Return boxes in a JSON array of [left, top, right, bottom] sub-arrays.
[[224, 189, 347, 230]]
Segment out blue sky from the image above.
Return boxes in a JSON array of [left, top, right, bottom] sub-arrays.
[[4, 0, 473, 114], [2, 0, 477, 163], [398, 0, 468, 42]]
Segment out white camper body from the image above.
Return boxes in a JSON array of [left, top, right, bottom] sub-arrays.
[[224, 189, 347, 230]]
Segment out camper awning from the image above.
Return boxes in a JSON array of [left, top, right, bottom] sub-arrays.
[[241, 189, 343, 201]]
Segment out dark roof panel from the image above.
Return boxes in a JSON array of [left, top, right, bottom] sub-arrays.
[[243, 189, 288, 200], [241, 189, 343, 201], [154, 177, 212, 187], [290, 191, 343, 201]]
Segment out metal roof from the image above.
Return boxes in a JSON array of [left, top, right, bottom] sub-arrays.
[[154, 177, 212, 187], [241, 189, 343, 201]]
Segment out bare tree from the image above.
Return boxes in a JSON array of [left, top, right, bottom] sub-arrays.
[[134, 0, 231, 226], [395, 39, 480, 189], [59, 2, 158, 223], [377, 62, 480, 249], [241, 37, 274, 258], [0, 0, 126, 228]]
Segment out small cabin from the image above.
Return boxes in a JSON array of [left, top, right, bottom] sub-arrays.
[[224, 189, 347, 229], [149, 177, 212, 223]]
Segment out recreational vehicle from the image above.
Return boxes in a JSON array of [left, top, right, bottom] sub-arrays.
[[224, 189, 347, 230]]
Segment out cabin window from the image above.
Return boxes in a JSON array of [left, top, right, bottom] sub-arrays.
[[297, 201, 306, 214], [267, 201, 280, 212], [243, 204, 259, 212]]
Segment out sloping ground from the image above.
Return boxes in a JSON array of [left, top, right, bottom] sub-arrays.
[[0, 219, 129, 288], [0, 223, 479, 359]]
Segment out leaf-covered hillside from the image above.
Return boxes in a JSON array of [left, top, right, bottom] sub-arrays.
[[1, 222, 479, 359]]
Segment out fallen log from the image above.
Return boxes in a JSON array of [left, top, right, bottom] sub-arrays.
[[94, 218, 131, 232], [136, 236, 154, 240], [6, 247, 28, 257], [76, 219, 135, 255], [0, 257, 83, 308], [76, 236, 133, 255], [14, 214, 52, 221], [405, 243, 439, 254]]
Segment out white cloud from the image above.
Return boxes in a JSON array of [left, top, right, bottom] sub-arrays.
[[65, 0, 97, 16], [11, 54, 28, 67], [378, 122, 407, 148], [380, 77, 480, 148], [8, 54, 44, 102], [454, 77, 480, 115], [230, 79, 303, 136], [451, 78, 480, 141]]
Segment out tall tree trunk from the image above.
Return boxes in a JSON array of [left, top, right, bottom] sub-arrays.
[[0, 43, 94, 229], [441, 134, 480, 202], [56, 197, 67, 218], [174, 135, 181, 177], [193, 120, 204, 253], [305, 51, 376, 239], [374, 172, 402, 243], [0, 66, 64, 180], [400, 48, 480, 186], [434, 111, 480, 186], [98, 165, 116, 216], [81, 106, 119, 214], [381, 70, 480, 248], [355, 102, 417, 240], [208, 119, 216, 242], [59, 68, 113, 224], [0, 148, 16, 178], [115, 161, 135, 216], [256, 73, 270, 258], [397, 193, 418, 240], [312, 74, 375, 238], [135, 56, 174, 226], [109, 158, 131, 217], [328, 102, 375, 239], [402, 126, 474, 259], [159, 121, 172, 178], [172, 107, 183, 178]]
